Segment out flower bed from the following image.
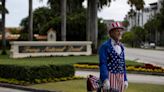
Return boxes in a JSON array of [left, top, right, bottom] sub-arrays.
[[0, 76, 84, 86], [74, 63, 164, 74]]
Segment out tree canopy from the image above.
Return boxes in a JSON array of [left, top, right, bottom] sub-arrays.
[[20, 0, 107, 42]]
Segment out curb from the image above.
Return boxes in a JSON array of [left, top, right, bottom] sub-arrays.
[[0, 83, 61, 92]]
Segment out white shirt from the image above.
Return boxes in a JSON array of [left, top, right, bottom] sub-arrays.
[[111, 39, 121, 55]]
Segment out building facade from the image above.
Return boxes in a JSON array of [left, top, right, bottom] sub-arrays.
[[126, 0, 162, 31], [125, 0, 164, 46]]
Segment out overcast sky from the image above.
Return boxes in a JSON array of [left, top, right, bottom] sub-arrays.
[[5, 0, 158, 27]]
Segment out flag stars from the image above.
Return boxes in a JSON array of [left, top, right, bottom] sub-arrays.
[[107, 47, 125, 73]]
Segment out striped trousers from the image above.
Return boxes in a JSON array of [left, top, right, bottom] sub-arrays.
[[103, 72, 125, 92]]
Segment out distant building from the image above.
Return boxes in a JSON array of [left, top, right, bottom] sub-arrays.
[[0, 27, 21, 40], [103, 20, 114, 25], [125, 0, 164, 45], [0, 27, 47, 41], [126, 0, 162, 31]]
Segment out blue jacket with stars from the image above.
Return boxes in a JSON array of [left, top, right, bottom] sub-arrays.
[[99, 39, 128, 83]]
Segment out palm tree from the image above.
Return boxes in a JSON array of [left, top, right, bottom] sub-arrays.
[[47, 0, 84, 41], [28, 0, 33, 41], [128, 9, 136, 27], [66, 0, 84, 13], [43, 0, 113, 49], [47, 0, 60, 16], [28, 0, 44, 41], [1, 0, 8, 55], [98, 0, 112, 9], [87, 0, 112, 50], [47, 0, 84, 14], [41, 0, 112, 49], [86, 0, 91, 41], [127, 0, 136, 26], [135, 0, 145, 26], [61, 0, 67, 41], [127, 0, 145, 26]]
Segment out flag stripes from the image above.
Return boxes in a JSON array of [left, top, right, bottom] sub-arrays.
[[103, 72, 124, 92]]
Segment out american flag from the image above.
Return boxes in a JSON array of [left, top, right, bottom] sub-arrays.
[[88, 75, 100, 90]]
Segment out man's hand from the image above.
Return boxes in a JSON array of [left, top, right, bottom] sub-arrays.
[[103, 79, 110, 90], [124, 81, 128, 89]]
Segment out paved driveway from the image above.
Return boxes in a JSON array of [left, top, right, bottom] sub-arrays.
[[125, 48, 164, 67]]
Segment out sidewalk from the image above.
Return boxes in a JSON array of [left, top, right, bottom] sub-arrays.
[[0, 83, 55, 92], [75, 70, 164, 85], [0, 87, 29, 92], [156, 46, 164, 50]]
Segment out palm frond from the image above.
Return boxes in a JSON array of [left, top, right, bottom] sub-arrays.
[[0, 4, 9, 14]]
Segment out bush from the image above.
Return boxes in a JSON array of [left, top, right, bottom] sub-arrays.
[[0, 40, 10, 49], [0, 64, 75, 82], [122, 26, 148, 47]]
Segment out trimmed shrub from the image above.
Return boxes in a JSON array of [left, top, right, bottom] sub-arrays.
[[0, 64, 75, 82]]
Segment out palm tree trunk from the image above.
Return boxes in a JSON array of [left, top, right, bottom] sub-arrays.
[[90, 0, 98, 50], [61, 0, 67, 41], [28, 0, 33, 41], [86, 0, 91, 41], [135, 14, 137, 26], [1, 0, 6, 55], [137, 11, 140, 26]]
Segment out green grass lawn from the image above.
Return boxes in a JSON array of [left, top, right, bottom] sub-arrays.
[[29, 79, 164, 92], [0, 55, 98, 66], [0, 55, 143, 66]]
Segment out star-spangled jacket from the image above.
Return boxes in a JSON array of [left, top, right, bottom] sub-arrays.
[[99, 39, 128, 83]]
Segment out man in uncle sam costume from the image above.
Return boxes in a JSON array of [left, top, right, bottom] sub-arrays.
[[99, 22, 128, 92]]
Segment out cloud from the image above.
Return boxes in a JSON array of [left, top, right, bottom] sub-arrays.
[[98, 0, 130, 21], [6, 0, 47, 27]]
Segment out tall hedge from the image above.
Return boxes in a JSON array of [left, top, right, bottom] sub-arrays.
[[0, 64, 74, 81]]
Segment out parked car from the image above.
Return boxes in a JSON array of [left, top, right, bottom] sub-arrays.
[[140, 42, 156, 49], [150, 43, 156, 48]]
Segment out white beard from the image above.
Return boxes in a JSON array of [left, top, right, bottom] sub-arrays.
[[118, 35, 122, 40]]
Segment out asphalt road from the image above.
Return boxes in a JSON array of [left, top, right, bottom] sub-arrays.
[[125, 48, 164, 67]]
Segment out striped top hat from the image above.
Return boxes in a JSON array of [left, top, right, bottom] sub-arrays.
[[107, 22, 124, 32]]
